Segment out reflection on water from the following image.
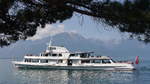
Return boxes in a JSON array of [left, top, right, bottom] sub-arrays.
[[13, 69, 137, 84], [0, 59, 150, 84], [14, 69, 69, 84]]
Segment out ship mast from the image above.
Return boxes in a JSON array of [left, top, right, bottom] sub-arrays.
[[48, 37, 52, 47], [46, 36, 53, 52]]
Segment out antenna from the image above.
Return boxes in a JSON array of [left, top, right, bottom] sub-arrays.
[[46, 36, 53, 51], [48, 36, 53, 46]]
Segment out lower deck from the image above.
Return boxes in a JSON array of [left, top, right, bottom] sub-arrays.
[[13, 61, 135, 70]]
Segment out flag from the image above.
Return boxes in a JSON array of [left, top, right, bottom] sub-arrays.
[[135, 56, 139, 64]]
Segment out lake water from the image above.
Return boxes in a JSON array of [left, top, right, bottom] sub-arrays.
[[0, 59, 150, 84]]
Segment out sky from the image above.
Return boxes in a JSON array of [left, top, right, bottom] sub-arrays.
[[28, 14, 127, 44], [62, 14, 131, 42]]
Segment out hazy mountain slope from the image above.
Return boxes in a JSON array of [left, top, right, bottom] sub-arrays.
[[0, 32, 107, 59], [0, 32, 149, 61]]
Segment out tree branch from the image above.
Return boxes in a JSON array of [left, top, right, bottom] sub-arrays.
[[65, 5, 101, 18], [65, 0, 91, 10]]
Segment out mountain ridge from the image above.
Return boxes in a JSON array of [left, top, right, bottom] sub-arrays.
[[0, 32, 150, 60]]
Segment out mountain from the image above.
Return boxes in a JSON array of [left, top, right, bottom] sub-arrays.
[[0, 32, 105, 59], [0, 32, 150, 61]]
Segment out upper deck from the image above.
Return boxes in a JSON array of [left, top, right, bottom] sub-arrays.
[[45, 46, 69, 53], [24, 43, 111, 60], [25, 54, 111, 60]]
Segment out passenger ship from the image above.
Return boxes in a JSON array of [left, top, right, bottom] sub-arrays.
[[13, 40, 136, 70]]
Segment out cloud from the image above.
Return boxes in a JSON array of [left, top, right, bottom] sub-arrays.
[[27, 24, 64, 40]]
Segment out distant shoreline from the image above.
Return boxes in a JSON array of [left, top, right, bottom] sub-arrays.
[[0, 58, 22, 60]]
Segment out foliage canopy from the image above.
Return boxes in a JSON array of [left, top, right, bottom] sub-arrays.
[[0, 0, 150, 47]]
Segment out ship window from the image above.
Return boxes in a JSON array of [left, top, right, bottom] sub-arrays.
[[92, 60, 102, 63], [25, 59, 31, 62], [31, 59, 39, 63], [59, 54, 62, 56], [70, 54, 76, 57], [81, 60, 90, 63], [25, 59, 28, 62], [28, 59, 31, 62], [40, 60, 48, 63], [80, 53, 89, 58], [49, 47, 56, 50], [102, 59, 111, 64], [111, 59, 116, 63], [58, 60, 63, 63], [52, 54, 57, 56], [45, 53, 48, 56]]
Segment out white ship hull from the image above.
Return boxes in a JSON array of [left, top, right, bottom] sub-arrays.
[[13, 61, 135, 70]]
